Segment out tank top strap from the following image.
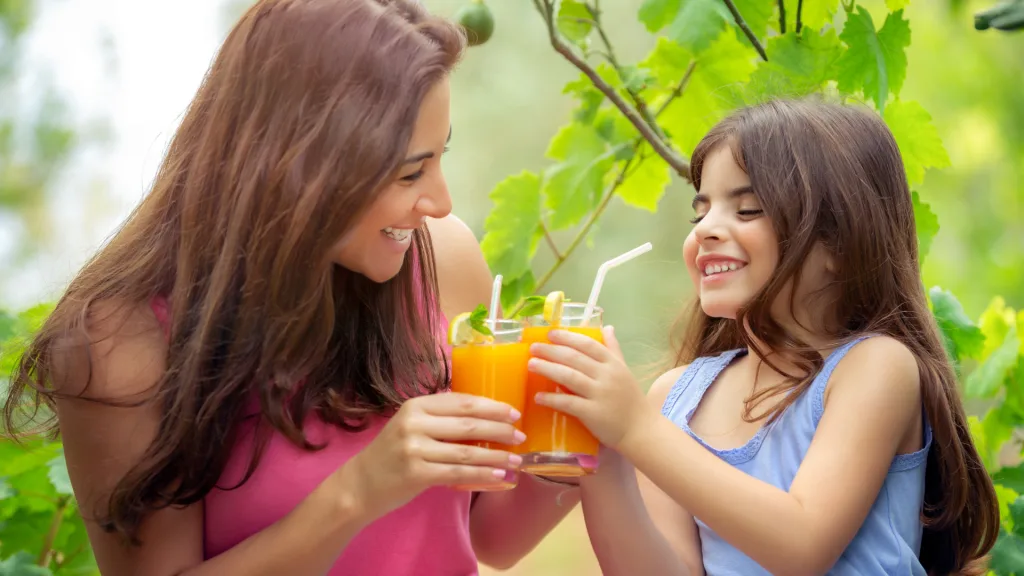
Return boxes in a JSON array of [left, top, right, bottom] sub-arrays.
[[661, 349, 745, 423], [809, 334, 877, 426], [149, 294, 171, 341]]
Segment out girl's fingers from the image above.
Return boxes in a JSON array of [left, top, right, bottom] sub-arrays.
[[527, 358, 594, 397], [528, 341, 603, 379], [534, 391, 586, 419], [547, 329, 611, 361]]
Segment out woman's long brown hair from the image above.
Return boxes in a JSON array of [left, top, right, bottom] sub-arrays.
[[670, 98, 998, 575], [2, 0, 465, 545]]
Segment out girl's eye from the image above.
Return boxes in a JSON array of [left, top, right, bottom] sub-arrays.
[[401, 170, 425, 182], [738, 209, 764, 218]]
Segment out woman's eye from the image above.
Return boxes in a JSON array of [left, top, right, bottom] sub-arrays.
[[401, 170, 425, 182], [689, 215, 705, 224]]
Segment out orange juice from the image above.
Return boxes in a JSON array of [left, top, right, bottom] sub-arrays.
[[520, 304, 603, 477], [449, 320, 529, 491]]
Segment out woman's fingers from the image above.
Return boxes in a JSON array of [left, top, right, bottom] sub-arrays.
[[416, 414, 526, 446]]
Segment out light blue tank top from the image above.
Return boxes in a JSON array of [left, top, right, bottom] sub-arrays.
[[661, 336, 933, 575]]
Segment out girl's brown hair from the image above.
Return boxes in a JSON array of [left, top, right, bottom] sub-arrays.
[[671, 98, 998, 575], [3, 0, 465, 545]]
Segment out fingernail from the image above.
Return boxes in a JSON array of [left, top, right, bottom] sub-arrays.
[[509, 454, 523, 467], [513, 429, 527, 444], [509, 408, 522, 422], [493, 468, 509, 479]]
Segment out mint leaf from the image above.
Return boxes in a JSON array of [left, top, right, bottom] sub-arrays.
[[515, 296, 546, 319], [468, 304, 493, 336]]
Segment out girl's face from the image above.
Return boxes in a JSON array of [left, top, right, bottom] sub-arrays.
[[683, 145, 778, 320], [330, 78, 453, 283], [683, 144, 837, 334]]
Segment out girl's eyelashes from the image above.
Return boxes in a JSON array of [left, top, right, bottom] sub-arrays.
[[688, 209, 764, 224], [401, 170, 424, 182]]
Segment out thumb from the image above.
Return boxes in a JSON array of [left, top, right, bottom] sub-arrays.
[[602, 325, 626, 361]]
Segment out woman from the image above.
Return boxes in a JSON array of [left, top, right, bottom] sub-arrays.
[[3, 1, 580, 574]]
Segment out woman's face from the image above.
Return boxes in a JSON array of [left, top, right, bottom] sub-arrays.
[[331, 78, 453, 283]]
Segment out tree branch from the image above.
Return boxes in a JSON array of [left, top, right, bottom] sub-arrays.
[[38, 497, 69, 567], [540, 219, 564, 260], [778, 0, 786, 33], [656, 61, 697, 117], [533, 0, 690, 179], [796, 0, 804, 33], [722, 0, 768, 61]]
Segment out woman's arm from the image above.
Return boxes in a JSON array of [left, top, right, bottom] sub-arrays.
[[427, 214, 581, 569], [57, 298, 523, 576], [580, 368, 704, 576]]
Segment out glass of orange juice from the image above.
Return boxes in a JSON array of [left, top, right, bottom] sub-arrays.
[[520, 302, 603, 477], [448, 318, 529, 491]]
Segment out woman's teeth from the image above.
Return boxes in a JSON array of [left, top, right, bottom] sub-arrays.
[[704, 262, 745, 276], [382, 227, 413, 242]]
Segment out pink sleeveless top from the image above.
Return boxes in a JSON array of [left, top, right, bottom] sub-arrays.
[[149, 282, 477, 574]]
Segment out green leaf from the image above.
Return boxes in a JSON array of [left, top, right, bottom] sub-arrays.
[[501, 272, 536, 315], [0, 312, 15, 342], [614, 146, 672, 212], [799, 0, 840, 30], [640, 0, 770, 54], [515, 296, 546, 319], [467, 304, 493, 337], [748, 27, 844, 97], [884, 100, 951, 187], [991, 528, 1024, 575], [1010, 496, 1024, 536], [886, 0, 910, 10], [930, 286, 986, 363], [557, 0, 593, 43], [835, 7, 911, 111], [911, 192, 939, 262], [0, 551, 52, 576], [996, 485, 1020, 531], [996, 465, 1024, 501], [969, 408, 1014, 472], [0, 478, 13, 501], [980, 298, 1017, 359], [656, 33, 756, 155], [480, 171, 543, 282], [966, 321, 1019, 398], [45, 452, 73, 496], [543, 123, 616, 230], [563, 78, 604, 125]]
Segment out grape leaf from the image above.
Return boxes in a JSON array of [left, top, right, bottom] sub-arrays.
[[995, 463, 1024, 496], [480, 171, 543, 283], [501, 272, 536, 315], [748, 27, 844, 98], [0, 311, 15, 341], [46, 452, 73, 496], [0, 551, 53, 576], [563, 77, 604, 125], [640, 0, 770, 54], [884, 100, 951, 187], [615, 146, 671, 212], [543, 123, 616, 230], [911, 191, 938, 262], [798, 0, 840, 30], [930, 286, 986, 362], [655, 33, 756, 155], [835, 7, 911, 111], [557, 0, 593, 43], [886, 0, 910, 10], [965, 324, 1018, 398], [991, 528, 1024, 575]]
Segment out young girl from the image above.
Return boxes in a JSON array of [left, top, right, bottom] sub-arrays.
[[2, 1, 579, 574], [527, 99, 999, 575]]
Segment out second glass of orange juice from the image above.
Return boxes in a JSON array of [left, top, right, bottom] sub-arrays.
[[448, 318, 529, 491], [520, 302, 603, 477]]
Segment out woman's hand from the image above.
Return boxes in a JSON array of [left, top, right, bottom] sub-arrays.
[[345, 392, 524, 520], [527, 326, 653, 451]]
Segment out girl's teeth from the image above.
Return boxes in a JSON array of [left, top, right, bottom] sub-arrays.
[[704, 262, 744, 276]]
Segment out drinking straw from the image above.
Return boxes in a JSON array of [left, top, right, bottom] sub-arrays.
[[581, 242, 653, 326]]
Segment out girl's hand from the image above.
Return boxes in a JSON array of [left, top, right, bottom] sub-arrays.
[[346, 393, 524, 521], [527, 326, 652, 451]]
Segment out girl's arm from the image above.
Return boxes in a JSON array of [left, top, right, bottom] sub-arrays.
[[427, 214, 580, 569], [579, 367, 704, 576], [530, 331, 923, 576]]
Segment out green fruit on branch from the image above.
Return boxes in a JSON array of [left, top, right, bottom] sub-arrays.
[[455, 0, 494, 46], [975, 0, 1024, 31]]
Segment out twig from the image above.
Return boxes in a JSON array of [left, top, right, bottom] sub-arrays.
[[778, 0, 786, 33], [656, 61, 697, 117], [586, 3, 670, 143], [533, 0, 690, 178], [540, 220, 564, 260], [38, 497, 69, 567], [796, 0, 804, 32], [722, 0, 768, 61]]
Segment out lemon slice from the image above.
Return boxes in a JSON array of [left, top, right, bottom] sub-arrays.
[[448, 312, 494, 346], [543, 291, 565, 326]]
